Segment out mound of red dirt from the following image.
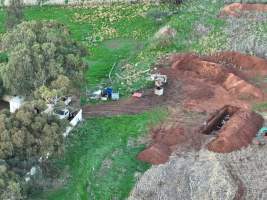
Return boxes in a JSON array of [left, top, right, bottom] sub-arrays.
[[137, 143, 171, 165], [138, 126, 189, 164], [207, 51, 267, 76], [223, 73, 263, 99], [152, 126, 186, 146], [205, 106, 264, 153], [220, 3, 267, 17], [142, 52, 266, 163], [170, 53, 264, 101]]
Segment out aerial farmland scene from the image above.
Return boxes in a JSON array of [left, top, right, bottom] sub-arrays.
[[0, 0, 267, 199]]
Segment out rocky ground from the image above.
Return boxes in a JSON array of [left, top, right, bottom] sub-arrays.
[[129, 144, 267, 200]]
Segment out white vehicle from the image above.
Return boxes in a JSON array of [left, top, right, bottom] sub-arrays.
[[89, 90, 102, 100], [54, 108, 70, 120]]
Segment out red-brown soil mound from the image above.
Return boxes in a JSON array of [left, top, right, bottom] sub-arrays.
[[138, 52, 266, 164], [170, 53, 264, 101], [223, 73, 263, 99], [137, 143, 171, 165], [204, 106, 264, 153], [220, 3, 267, 17], [207, 51, 267, 76], [138, 126, 187, 164]]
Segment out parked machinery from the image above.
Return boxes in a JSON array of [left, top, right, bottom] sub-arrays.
[[151, 74, 167, 96], [256, 127, 267, 145]]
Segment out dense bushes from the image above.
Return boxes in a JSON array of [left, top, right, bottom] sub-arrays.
[[0, 101, 67, 199], [0, 163, 22, 200], [0, 102, 66, 161], [1, 20, 87, 97]]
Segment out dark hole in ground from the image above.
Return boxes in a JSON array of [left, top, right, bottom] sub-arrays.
[[200, 105, 239, 135], [0, 100, 9, 111]]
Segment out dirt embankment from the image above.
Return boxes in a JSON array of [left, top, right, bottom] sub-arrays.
[[201, 106, 264, 153], [220, 3, 267, 17], [137, 52, 267, 164]]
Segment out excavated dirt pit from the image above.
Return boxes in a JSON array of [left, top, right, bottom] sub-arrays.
[[200, 105, 239, 135], [207, 108, 264, 153], [137, 52, 267, 164], [199, 105, 264, 153]]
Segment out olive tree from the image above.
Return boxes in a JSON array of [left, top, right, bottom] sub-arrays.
[[1, 20, 87, 97], [0, 102, 67, 161], [34, 75, 72, 104]]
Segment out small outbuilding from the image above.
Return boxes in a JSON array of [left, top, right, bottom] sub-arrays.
[[2, 95, 24, 113]]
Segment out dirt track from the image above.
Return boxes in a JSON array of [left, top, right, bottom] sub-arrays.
[[82, 91, 167, 118]]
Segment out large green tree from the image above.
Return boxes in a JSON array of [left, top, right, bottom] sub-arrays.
[[1, 20, 87, 97], [0, 101, 66, 161], [5, 0, 24, 30]]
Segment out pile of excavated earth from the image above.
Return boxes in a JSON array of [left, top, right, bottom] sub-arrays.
[[128, 2, 267, 200], [130, 51, 267, 199], [137, 51, 267, 164]]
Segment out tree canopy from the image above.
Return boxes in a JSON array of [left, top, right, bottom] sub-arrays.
[[1, 20, 87, 97], [0, 102, 66, 161], [5, 0, 24, 30]]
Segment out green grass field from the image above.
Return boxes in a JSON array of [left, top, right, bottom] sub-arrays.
[[31, 110, 166, 200]]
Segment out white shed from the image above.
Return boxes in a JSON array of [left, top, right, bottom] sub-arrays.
[[9, 96, 24, 113]]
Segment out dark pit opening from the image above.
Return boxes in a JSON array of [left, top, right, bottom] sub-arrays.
[[0, 100, 9, 111], [201, 105, 239, 135]]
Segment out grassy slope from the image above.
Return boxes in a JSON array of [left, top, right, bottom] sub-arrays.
[[23, 5, 164, 88], [33, 110, 166, 200]]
